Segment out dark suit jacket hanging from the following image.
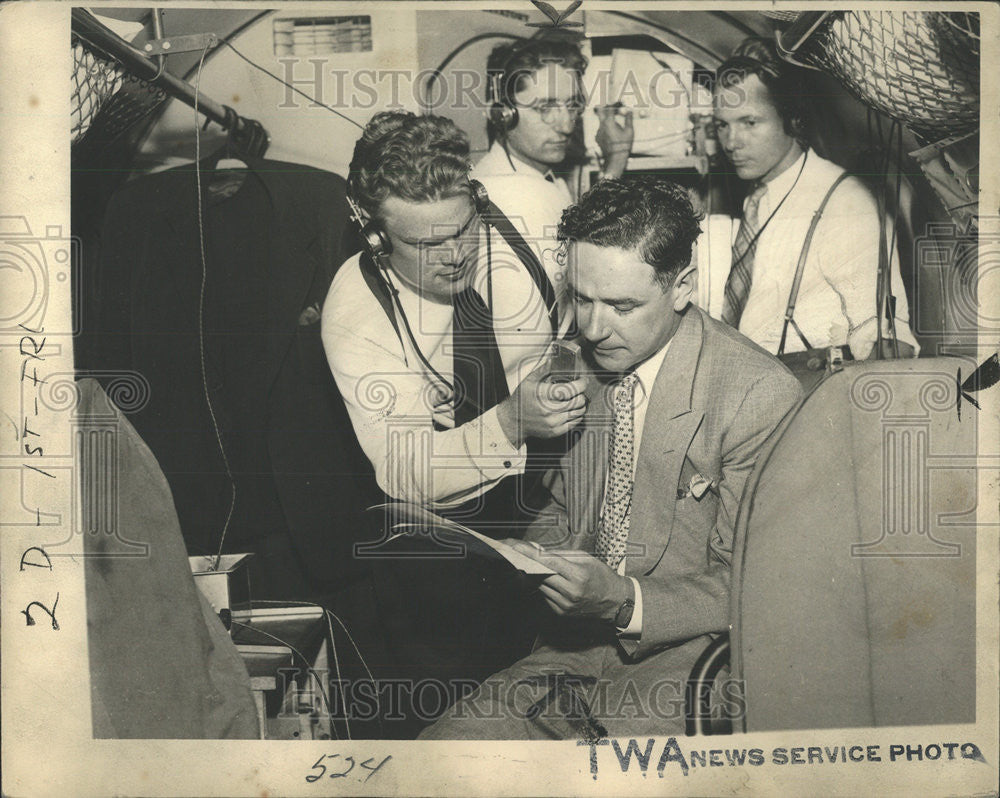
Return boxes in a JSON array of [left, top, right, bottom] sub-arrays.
[[87, 157, 375, 600]]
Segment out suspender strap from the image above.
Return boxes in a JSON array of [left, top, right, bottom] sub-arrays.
[[360, 202, 560, 353], [874, 176, 897, 359], [482, 201, 560, 336], [778, 172, 853, 356], [359, 251, 403, 347]]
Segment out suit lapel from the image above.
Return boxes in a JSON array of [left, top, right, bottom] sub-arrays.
[[628, 308, 705, 576]]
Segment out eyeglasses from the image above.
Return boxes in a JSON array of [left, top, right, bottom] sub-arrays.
[[395, 208, 481, 250], [525, 98, 586, 125]]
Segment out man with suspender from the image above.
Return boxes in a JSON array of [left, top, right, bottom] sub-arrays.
[[321, 112, 589, 733], [712, 38, 918, 360], [323, 111, 586, 515]]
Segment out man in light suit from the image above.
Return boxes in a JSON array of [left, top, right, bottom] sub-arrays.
[[420, 177, 802, 739]]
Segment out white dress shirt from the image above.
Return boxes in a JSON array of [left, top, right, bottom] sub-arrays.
[[321, 227, 553, 507], [602, 339, 672, 637], [733, 149, 918, 357]]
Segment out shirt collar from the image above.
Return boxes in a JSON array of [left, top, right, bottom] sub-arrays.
[[755, 148, 807, 211], [492, 141, 558, 182], [630, 338, 672, 408]]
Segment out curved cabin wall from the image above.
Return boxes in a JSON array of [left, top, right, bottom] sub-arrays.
[[125, 7, 965, 351], [138, 8, 420, 177]]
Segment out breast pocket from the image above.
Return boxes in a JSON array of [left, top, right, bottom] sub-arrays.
[[676, 455, 721, 502]]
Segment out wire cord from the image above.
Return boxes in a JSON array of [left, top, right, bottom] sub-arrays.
[[222, 40, 363, 130], [193, 44, 237, 571], [245, 599, 385, 738]]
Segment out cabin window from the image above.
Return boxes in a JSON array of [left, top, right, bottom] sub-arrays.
[[272, 16, 373, 56]]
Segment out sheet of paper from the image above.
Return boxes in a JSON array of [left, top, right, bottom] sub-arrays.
[[376, 502, 556, 575]]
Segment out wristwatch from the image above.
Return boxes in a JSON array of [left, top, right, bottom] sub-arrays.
[[613, 597, 635, 629]]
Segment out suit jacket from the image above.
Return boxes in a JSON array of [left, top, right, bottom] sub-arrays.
[[525, 305, 803, 662], [88, 157, 377, 597]]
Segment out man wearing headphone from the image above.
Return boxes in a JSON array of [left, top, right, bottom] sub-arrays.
[[712, 37, 917, 359], [323, 111, 587, 513], [322, 113, 589, 729], [473, 33, 634, 308]]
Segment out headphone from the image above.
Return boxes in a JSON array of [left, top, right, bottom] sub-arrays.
[[487, 32, 569, 136], [488, 72, 520, 134], [345, 177, 494, 394], [345, 178, 492, 270], [719, 50, 807, 144], [487, 39, 532, 136]]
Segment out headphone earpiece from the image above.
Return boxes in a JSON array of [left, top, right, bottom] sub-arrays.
[[487, 72, 519, 134], [360, 221, 393, 260], [347, 181, 490, 266], [346, 191, 393, 266], [488, 103, 518, 134], [469, 178, 490, 216]]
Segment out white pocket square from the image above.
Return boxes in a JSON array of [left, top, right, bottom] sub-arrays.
[[688, 473, 717, 499]]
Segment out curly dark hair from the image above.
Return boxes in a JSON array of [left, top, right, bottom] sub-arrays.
[[558, 176, 703, 286], [348, 111, 472, 218], [486, 33, 587, 143], [714, 36, 809, 147]]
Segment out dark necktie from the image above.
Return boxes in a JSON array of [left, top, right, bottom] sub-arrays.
[[595, 372, 639, 569], [451, 287, 509, 426], [721, 182, 767, 328]]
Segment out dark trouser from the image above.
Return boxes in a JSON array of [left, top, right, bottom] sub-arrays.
[[368, 476, 543, 737]]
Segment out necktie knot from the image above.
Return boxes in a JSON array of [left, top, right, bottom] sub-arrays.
[[614, 372, 639, 411], [722, 182, 769, 329], [454, 286, 492, 327], [744, 182, 767, 222]]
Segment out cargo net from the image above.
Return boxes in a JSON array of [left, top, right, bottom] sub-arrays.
[[793, 11, 979, 141], [72, 36, 166, 147]]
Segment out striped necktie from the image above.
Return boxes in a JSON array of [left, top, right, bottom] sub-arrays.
[[722, 182, 768, 328], [595, 372, 639, 569]]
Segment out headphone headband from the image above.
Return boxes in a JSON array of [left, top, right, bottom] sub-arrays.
[[487, 32, 574, 135]]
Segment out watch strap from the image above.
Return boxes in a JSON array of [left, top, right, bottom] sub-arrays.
[[614, 597, 635, 629]]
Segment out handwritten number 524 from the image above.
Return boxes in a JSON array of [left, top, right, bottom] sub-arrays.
[[306, 754, 391, 783]]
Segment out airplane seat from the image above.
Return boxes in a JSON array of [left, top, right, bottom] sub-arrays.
[[725, 357, 978, 731], [685, 632, 732, 736], [77, 377, 260, 739]]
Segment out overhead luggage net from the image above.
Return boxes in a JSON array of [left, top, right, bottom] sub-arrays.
[[72, 35, 166, 147], [775, 11, 979, 141]]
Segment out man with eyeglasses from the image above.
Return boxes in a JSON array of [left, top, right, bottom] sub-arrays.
[[322, 112, 589, 733], [324, 112, 586, 510], [474, 33, 634, 317]]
